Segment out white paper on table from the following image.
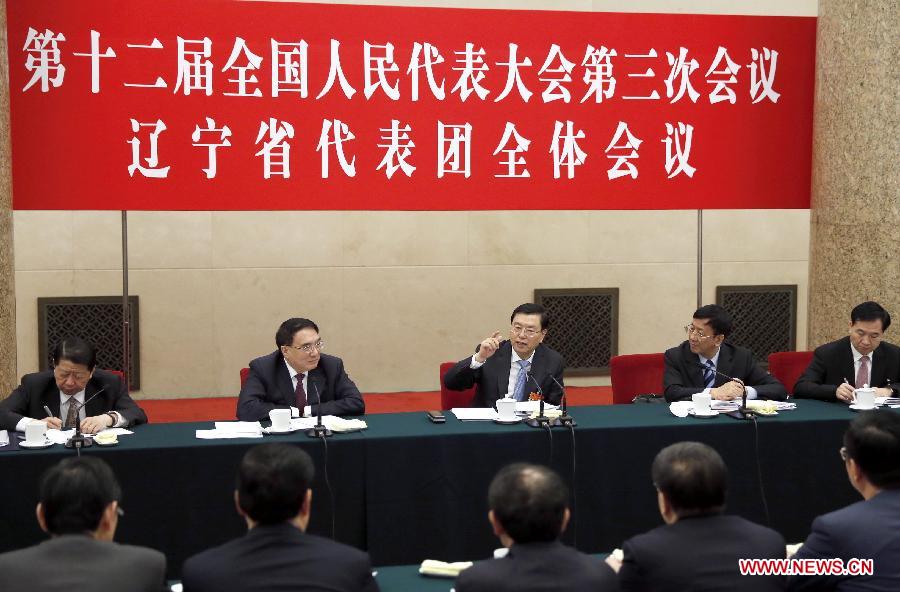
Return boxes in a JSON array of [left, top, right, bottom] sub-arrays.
[[214, 421, 261, 434], [875, 396, 900, 406], [288, 416, 369, 432], [451, 408, 498, 421], [0, 430, 8, 446], [514, 401, 559, 413], [46, 429, 74, 444], [195, 429, 263, 440], [94, 428, 134, 437]]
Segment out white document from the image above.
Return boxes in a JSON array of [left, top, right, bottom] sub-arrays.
[[515, 401, 559, 413], [287, 416, 368, 433], [46, 429, 74, 444], [94, 428, 134, 436], [196, 421, 263, 439], [196, 429, 263, 439], [451, 408, 498, 421]]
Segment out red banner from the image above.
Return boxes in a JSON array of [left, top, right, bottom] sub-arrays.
[[7, 0, 816, 210]]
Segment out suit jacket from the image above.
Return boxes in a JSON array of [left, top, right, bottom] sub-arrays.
[[181, 522, 379, 592], [455, 540, 618, 592], [787, 489, 900, 592], [0, 534, 166, 592], [793, 337, 900, 400], [443, 341, 565, 407], [663, 341, 787, 402], [0, 369, 148, 431], [618, 513, 786, 592], [237, 351, 364, 420]]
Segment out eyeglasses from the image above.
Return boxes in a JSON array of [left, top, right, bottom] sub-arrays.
[[53, 368, 91, 381], [684, 325, 714, 340], [285, 340, 325, 354], [511, 324, 541, 338], [839, 446, 849, 462]]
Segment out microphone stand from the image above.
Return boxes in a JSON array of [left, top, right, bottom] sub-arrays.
[[549, 375, 576, 427], [698, 364, 755, 420], [65, 387, 107, 450], [306, 383, 332, 438], [525, 373, 552, 428]]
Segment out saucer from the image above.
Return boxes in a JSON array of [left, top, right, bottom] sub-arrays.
[[19, 440, 53, 449], [264, 426, 298, 435], [849, 404, 877, 412], [493, 417, 522, 425], [93, 439, 119, 447], [688, 410, 719, 418]]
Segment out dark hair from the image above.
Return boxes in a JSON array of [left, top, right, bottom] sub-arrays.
[[510, 303, 549, 331], [237, 443, 315, 524], [692, 305, 733, 337], [51, 337, 97, 370], [488, 463, 568, 543], [652, 442, 727, 516], [275, 318, 320, 348], [850, 301, 891, 332], [40, 457, 121, 535], [844, 411, 900, 489]]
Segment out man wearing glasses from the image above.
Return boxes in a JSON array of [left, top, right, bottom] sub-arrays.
[[443, 303, 565, 407], [664, 304, 786, 402], [237, 317, 364, 420], [0, 337, 147, 433], [794, 301, 900, 403]]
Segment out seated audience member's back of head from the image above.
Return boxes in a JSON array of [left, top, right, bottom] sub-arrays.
[[0, 457, 166, 592], [788, 411, 900, 592], [617, 442, 786, 592], [181, 443, 379, 592], [488, 462, 568, 543]]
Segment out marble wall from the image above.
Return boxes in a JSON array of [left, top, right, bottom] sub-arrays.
[[808, 0, 900, 345]]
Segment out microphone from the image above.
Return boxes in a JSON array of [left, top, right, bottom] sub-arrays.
[[696, 363, 754, 419], [549, 375, 576, 427], [65, 387, 107, 449], [306, 382, 332, 438], [525, 372, 552, 428]]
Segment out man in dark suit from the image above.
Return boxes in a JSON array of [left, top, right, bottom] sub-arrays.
[[0, 337, 147, 433], [0, 456, 166, 591], [455, 463, 618, 592], [788, 411, 900, 591], [443, 303, 565, 407], [237, 317, 364, 420], [182, 443, 379, 592], [794, 301, 900, 403], [607, 442, 785, 591], [664, 304, 786, 402]]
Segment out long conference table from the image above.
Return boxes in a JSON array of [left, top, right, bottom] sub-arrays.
[[0, 400, 871, 579]]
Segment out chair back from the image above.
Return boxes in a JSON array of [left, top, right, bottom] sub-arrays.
[[239, 367, 250, 388], [767, 351, 814, 394], [439, 362, 476, 410], [610, 353, 666, 404]]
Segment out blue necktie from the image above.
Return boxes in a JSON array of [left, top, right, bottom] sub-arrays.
[[512, 360, 531, 401], [703, 360, 716, 389]]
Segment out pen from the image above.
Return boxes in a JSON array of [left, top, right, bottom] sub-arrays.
[[43, 405, 54, 418]]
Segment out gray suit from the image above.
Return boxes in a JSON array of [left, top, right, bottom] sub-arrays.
[[0, 535, 166, 592]]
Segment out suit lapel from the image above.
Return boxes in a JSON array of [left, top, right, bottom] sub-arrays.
[[683, 343, 704, 387], [84, 380, 105, 417], [715, 345, 734, 388], [496, 343, 513, 399], [42, 379, 62, 418], [841, 343, 857, 387], [307, 367, 327, 403], [871, 346, 886, 388], [276, 358, 295, 406]]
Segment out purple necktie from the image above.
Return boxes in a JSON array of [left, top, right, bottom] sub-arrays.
[[855, 356, 870, 388]]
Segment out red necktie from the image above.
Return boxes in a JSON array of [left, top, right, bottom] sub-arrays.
[[856, 356, 870, 388], [295, 374, 307, 416]]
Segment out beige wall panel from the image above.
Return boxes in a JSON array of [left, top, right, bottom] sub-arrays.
[[468, 211, 593, 265], [128, 212, 213, 270], [211, 211, 344, 269], [343, 211, 469, 267], [14, 271, 76, 376], [126, 270, 216, 397], [702, 210, 810, 262], [702, 260, 809, 350], [586, 210, 696, 264], [209, 268, 346, 395]]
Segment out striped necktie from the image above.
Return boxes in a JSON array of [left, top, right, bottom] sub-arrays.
[[512, 360, 531, 401], [703, 360, 716, 389]]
